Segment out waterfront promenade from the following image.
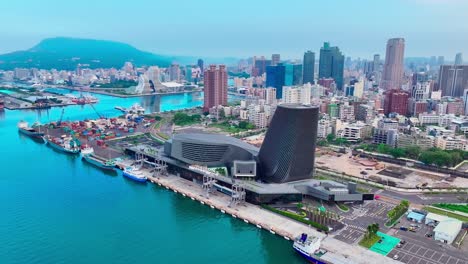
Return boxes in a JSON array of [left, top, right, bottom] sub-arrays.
[[136, 167, 398, 264]]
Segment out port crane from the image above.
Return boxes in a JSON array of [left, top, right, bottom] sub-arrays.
[[89, 103, 104, 119], [57, 108, 65, 126]]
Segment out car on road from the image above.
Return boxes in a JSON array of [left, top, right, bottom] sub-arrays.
[[425, 233, 433, 238], [400, 226, 408, 231], [400, 240, 406, 244], [393, 255, 399, 260]]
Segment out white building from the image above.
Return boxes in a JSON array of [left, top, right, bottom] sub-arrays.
[[353, 78, 364, 98], [282, 83, 311, 105], [317, 119, 333, 138], [338, 122, 372, 142], [425, 213, 462, 244], [435, 136, 467, 150], [265, 88, 277, 105], [419, 113, 440, 125], [249, 111, 267, 129]]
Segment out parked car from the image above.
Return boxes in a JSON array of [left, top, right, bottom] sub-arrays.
[[400, 240, 406, 245], [400, 226, 408, 231], [393, 255, 399, 260]]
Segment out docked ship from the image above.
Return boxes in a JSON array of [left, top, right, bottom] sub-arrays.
[[122, 166, 147, 182], [17, 121, 45, 141], [44, 135, 80, 154], [126, 103, 145, 114], [293, 234, 328, 264], [82, 154, 116, 171]]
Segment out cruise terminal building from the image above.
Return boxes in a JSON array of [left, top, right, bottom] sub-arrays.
[[131, 104, 373, 204]]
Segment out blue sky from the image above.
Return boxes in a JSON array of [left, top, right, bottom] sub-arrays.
[[1, 0, 467, 60]]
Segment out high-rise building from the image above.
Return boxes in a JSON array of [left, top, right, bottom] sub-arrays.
[[282, 83, 311, 105], [318, 42, 344, 90], [284, 64, 294, 86], [266, 63, 286, 99], [381, 38, 405, 90], [253, 56, 272, 77], [265, 88, 277, 105], [463, 89, 468, 115], [303, 51, 315, 84], [293, 64, 303, 85], [384, 89, 409, 115], [437, 56, 445, 66], [455, 53, 463, 65], [438, 65, 468, 97], [373, 54, 381, 72], [271, 54, 281, 66], [258, 104, 319, 183], [203, 65, 227, 112], [197, 59, 204, 76], [169, 63, 181, 82]]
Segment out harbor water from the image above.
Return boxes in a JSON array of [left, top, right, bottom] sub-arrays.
[[0, 90, 304, 264]]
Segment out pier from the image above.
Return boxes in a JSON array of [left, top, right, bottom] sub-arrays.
[[129, 167, 397, 264]]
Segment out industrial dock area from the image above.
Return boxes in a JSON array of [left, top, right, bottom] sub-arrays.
[[15, 102, 467, 264]]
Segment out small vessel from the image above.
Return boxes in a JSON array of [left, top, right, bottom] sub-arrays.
[[293, 233, 327, 264], [80, 145, 95, 157], [122, 166, 147, 182], [18, 121, 45, 141], [126, 103, 145, 114], [44, 135, 80, 154], [82, 154, 116, 171]]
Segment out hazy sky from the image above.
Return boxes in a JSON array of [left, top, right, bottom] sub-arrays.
[[1, 0, 467, 60]]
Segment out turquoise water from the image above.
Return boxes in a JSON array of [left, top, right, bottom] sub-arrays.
[[0, 89, 16, 95], [0, 91, 304, 264]]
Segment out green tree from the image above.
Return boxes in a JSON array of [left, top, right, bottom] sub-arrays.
[[326, 133, 336, 143], [377, 143, 391, 154], [404, 146, 421, 159], [389, 148, 406, 158]]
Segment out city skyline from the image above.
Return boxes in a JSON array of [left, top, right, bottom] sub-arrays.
[[1, 0, 468, 59]]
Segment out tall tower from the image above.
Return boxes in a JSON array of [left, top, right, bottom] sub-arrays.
[[381, 38, 405, 90], [303, 51, 315, 85], [258, 104, 319, 183], [271, 54, 281, 66], [197, 59, 204, 76], [203, 65, 227, 112], [318, 42, 344, 90], [266, 63, 286, 99], [455, 53, 463, 65]]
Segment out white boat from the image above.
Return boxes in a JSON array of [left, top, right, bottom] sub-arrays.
[[293, 233, 326, 263], [122, 166, 147, 183], [80, 145, 95, 157], [126, 103, 145, 114]]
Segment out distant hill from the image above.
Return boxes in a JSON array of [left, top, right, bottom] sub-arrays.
[[0, 37, 178, 70]]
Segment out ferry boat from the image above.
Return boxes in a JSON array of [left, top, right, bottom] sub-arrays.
[[293, 233, 328, 264], [122, 166, 147, 182], [17, 121, 45, 141], [44, 135, 80, 154], [82, 154, 116, 171]]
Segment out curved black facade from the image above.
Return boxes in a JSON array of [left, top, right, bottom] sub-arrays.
[[165, 133, 258, 168], [258, 104, 319, 183]]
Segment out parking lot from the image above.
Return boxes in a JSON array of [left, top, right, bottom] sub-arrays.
[[387, 217, 468, 264], [334, 200, 394, 244]]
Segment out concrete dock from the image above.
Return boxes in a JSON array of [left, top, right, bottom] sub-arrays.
[[136, 168, 398, 264]]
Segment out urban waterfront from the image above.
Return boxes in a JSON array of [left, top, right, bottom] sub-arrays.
[[0, 91, 304, 264]]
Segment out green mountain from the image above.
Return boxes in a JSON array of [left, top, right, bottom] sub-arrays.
[[0, 37, 177, 70]]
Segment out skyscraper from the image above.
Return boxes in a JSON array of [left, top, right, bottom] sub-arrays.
[[438, 65, 468, 97], [293, 64, 303, 85], [266, 63, 286, 99], [203, 65, 227, 112], [437, 56, 445, 66], [381, 38, 405, 90], [463, 89, 468, 115], [373, 54, 381, 72], [303, 51, 315, 84], [253, 56, 272, 77], [271, 54, 281, 66], [197, 59, 204, 76], [169, 63, 180, 82], [318, 42, 344, 90], [284, 64, 294, 86], [455, 53, 463, 65]]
